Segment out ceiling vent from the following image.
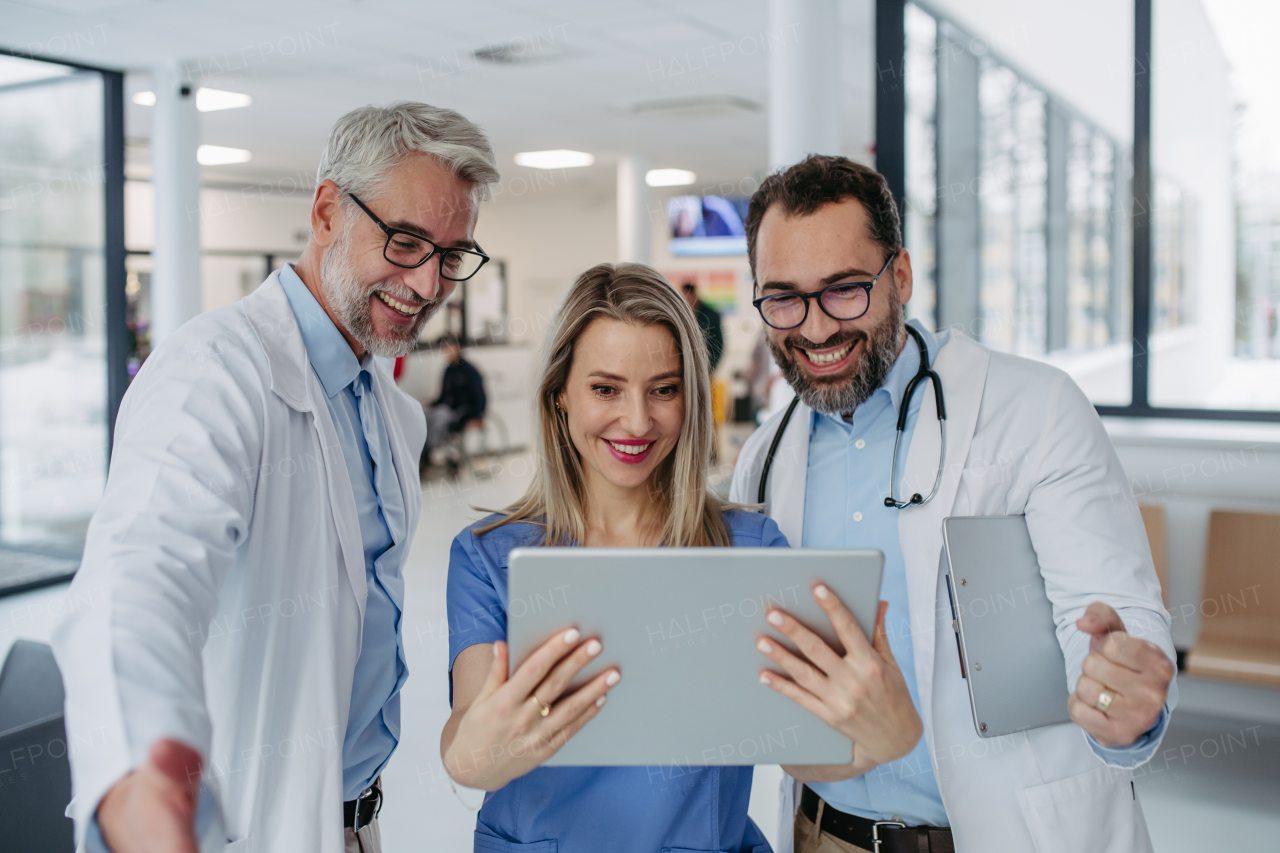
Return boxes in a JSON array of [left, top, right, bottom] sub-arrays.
[[473, 39, 569, 65], [630, 95, 763, 118]]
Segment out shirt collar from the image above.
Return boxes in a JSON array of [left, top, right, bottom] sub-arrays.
[[812, 319, 938, 428], [278, 263, 363, 398]]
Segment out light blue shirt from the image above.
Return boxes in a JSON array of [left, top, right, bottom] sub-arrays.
[[800, 320, 1168, 827], [279, 263, 408, 800]]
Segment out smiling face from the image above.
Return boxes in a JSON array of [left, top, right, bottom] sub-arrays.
[[316, 152, 479, 358], [754, 198, 913, 414], [558, 318, 685, 494]]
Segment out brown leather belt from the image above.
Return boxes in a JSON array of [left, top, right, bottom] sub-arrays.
[[800, 785, 954, 853]]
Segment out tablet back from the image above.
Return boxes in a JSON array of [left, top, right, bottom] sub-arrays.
[[506, 547, 882, 766], [943, 516, 1071, 738]]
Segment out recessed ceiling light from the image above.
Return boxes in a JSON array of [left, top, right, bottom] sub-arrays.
[[646, 169, 697, 187], [514, 149, 594, 169], [197, 88, 253, 111], [197, 145, 252, 166], [132, 88, 252, 112]]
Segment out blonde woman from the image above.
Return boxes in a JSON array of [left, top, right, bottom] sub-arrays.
[[441, 263, 786, 852]]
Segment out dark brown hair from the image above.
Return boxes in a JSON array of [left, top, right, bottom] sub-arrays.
[[744, 155, 902, 276]]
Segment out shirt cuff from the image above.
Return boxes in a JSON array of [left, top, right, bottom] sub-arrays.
[[1086, 704, 1170, 768], [85, 782, 218, 852]]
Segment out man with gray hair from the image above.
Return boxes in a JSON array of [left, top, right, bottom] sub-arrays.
[[52, 102, 499, 853]]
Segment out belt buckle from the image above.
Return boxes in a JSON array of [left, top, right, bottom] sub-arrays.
[[872, 821, 907, 853], [353, 785, 378, 831]]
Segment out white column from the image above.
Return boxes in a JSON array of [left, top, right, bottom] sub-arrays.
[[150, 61, 202, 346], [616, 155, 651, 265], [768, 0, 841, 171]]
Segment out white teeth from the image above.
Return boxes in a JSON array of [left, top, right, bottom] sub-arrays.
[[376, 291, 425, 316], [608, 441, 651, 455], [806, 342, 854, 365]]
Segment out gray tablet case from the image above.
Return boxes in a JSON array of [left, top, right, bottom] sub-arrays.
[[943, 516, 1071, 738], [507, 546, 883, 766]]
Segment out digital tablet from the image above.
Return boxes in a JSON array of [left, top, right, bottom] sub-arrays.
[[943, 516, 1071, 738], [506, 546, 883, 766]]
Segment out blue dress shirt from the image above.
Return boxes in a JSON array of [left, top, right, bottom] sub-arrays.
[[279, 264, 408, 800], [799, 320, 1168, 827]]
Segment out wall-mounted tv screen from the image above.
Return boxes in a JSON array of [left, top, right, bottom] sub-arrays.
[[666, 195, 749, 256]]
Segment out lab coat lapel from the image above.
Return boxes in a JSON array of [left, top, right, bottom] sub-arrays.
[[243, 274, 369, 620], [896, 330, 989, 734], [768, 399, 811, 548]]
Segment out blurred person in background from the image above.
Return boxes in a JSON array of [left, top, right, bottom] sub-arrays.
[[731, 155, 1175, 853], [681, 279, 725, 373], [423, 334, 487, 469], [52, 102, 499, 853], [441, 263, 793, 852]]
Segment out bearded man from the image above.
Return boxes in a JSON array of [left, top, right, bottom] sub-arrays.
[[53, 102, 499, 853], [730, 156, 1176, 853]]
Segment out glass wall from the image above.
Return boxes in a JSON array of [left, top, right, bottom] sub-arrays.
[[1149, 0, 1275, 411], [0, 54, 110, 557], [903, 2, 1152, 406], [903, 4, 937, 330]]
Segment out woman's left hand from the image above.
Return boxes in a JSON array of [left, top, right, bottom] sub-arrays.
[[756, 584, 922, 782]]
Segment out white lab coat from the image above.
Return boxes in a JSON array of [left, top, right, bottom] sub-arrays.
[[52, 272, 425, 853], [730, 329, 1175, 853]]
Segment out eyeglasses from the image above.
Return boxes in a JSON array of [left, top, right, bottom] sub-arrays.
[[752, 250, 898, 331], [346, 192, 490, 281]]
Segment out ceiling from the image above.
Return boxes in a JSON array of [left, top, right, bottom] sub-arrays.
[[0, 0, 876, 194]]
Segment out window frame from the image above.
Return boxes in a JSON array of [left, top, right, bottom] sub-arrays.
[[0, 47, 129, 444], [875, 0, 1280, 423]]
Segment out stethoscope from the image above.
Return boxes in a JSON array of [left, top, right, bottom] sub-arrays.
[[756, 324, 947, 508]]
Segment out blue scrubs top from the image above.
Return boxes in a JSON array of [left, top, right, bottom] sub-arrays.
[[447, 509, 787, 853]]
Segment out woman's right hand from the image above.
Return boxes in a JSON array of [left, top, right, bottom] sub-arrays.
[[441, 628, 620, 790]]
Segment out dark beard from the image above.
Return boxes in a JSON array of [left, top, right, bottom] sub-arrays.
[[767, 285, 905, 415]]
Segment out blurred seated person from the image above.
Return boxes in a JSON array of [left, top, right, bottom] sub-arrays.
[[424, 335, 486, 464], [681, 281, 724, 373]]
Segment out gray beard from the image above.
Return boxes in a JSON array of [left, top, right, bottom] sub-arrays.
[[319, 226, 441, 358], [768, 285, 905, 415]]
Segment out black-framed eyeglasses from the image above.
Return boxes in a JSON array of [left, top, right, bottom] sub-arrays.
[[752, 250, 898, 330], [346, 192, 490, 281]]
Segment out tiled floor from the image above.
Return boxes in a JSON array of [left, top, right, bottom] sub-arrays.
[[2, 454, 1277, 851]]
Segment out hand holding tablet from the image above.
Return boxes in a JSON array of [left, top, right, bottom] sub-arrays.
[[756, 585, 923, 783], [442, 627, 622, 790]]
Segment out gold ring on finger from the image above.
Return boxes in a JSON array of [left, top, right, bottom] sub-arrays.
[[531, 694, 551, 716], [1095, 688, 1115, 713]]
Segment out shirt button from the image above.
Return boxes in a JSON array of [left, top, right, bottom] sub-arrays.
[[853, 512, 863, 522], [855, 439, 866, 450]]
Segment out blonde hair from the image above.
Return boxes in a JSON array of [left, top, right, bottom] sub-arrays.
[[480, 263, 731, 547]]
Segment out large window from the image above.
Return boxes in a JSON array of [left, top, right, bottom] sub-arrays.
[[886, 0, 1275, 420], [0, 52, 124, 570]]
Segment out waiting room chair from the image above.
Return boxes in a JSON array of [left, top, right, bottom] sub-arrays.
[[1184, 510, 1280, 688], [1137, 503, 1169, 607], [0, 639, 75, 851]]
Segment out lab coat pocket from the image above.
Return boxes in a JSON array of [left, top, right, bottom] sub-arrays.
[[474, 832, 558, 852], [1016, 764, 1153, 853]]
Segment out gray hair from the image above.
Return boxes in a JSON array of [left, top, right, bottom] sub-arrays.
[[317, 101, 500, 203]]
